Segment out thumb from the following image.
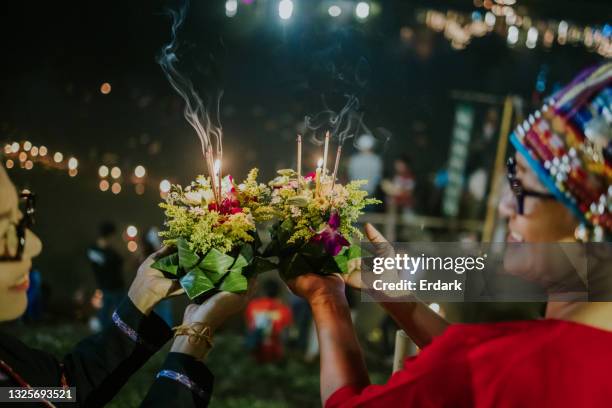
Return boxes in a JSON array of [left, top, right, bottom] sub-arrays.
[[365, 223, 394, 258], [365, 223, 387, 244]]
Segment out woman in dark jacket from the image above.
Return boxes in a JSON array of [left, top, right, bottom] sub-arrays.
[[0, 164, 249, 407]]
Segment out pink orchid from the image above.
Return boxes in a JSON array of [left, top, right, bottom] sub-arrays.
[[311, 212, 349, 256]]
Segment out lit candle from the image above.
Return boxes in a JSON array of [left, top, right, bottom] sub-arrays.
[[297, 134, 302, 189], [322, 131, 330, 176], [315, 157, 323, 196]]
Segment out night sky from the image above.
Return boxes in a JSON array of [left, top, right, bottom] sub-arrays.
[[0, 0, 608, 303]]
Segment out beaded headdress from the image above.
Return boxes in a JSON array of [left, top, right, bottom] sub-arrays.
[[509, 63, 611, 241]]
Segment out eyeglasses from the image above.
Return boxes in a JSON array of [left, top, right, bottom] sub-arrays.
[[0, 191, 36, 262], [506, 157, 556, 215]]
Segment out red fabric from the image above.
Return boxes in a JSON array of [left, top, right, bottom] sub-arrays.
[[326, 319, 612, 408], [245, 297, 293, 362]]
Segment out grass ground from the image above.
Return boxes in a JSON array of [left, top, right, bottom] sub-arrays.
[[14, 323, 389, 408]]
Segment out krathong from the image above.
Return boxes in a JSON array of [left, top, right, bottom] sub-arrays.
[[264, 134, 380, 279], [151, 170, 275, 302]]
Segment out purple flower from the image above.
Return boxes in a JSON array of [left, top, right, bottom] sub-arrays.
[[311, 212, 350, 256]]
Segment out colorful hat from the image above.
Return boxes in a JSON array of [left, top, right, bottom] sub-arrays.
[[509, 63, 611, 242]]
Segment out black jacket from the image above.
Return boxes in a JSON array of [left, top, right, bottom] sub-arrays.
[[0, 297, 214, 407]]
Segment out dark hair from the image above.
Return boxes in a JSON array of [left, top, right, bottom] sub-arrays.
[[98, 221, 117, 238], [263, 280, 280, 298]]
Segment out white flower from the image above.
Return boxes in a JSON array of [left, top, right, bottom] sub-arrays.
[[201, 188, 215, 203], [290, 206, 301, 218], [184, 190, 204, 205], [190, 206, 205, 216]]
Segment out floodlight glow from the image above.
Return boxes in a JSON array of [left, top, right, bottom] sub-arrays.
[[328, 5, 341, 17], [278, 0, 293, 20], [225, 0, 238, 17], [355, 2, 370, 19], [507, 26, 519, 45]]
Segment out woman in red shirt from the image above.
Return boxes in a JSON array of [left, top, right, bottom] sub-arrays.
[[286, 63, 612, 407]]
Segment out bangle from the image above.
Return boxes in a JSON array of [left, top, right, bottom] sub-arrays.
[[172, 323, 214, 349]]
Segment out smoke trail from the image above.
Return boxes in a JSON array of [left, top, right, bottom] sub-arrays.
[[305, 95, 367, 146], [157, 0, 222, 160]]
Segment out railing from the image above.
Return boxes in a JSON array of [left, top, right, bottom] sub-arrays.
[[359, 209, 483, 242]]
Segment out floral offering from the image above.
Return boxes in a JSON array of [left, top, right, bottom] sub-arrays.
[[264, 139, 380, 278], [152, 169, 274, 302]]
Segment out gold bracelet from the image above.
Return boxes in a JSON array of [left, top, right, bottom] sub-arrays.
[[172, 323, 214, 349]]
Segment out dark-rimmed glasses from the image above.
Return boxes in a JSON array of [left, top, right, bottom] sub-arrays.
[[506, 157, 556, 215], [0, 191, 36, 262]]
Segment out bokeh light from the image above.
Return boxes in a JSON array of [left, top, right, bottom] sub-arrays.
[[159, 179, 171, 193], [127, 241, 138, 253], [355, 2, 370, 19], [126, 225, 138, 238], [99, 180, 110, 191], [328, 5, 341, 17], [25, 160, 33, 170], [18, 152, 27, 162], [100, 82, 112, 94], [225, 0, 238, 17], [11, 142, 19, 153], [54, 152, 63, 163], [39, 146, 48, 156], [135, 184, 145, 195], [68, 168, 78, 177], [111, 182, 122, 194], [23, 141, 32, 151], [110, 166, 122, 179], [98, 165, 109, 178], [278, 0, 293, 20], [134, 165, 146, 178], [68, 157, 78, 170], [30, 146, 39, 157], [5, 159, 14, 169]]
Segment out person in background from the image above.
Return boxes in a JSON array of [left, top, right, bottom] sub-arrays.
[[245, 280, 293, 363], [348, 134, 383, 200], [87, 221, 125, 330], [382, 155, 416, 216]]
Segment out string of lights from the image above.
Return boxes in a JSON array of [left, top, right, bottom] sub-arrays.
[[2, 140, 172, 198], [418, 1, 610, 56]]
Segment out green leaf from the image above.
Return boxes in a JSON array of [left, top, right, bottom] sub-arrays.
[[220, 271, 248, 293], [286, 195, 309, 207], [180, 268, 215, 300], [151, 253, 179, 276], [204, 268, 229, 285], [278, 218, 294, 246], [334, 253, 348, 274], [231, 255, 249, 273], [239, 244, 254, 263], [200, 248, 235, 274], [347, 245, 361, 260], [177, 237, 200, 270]]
